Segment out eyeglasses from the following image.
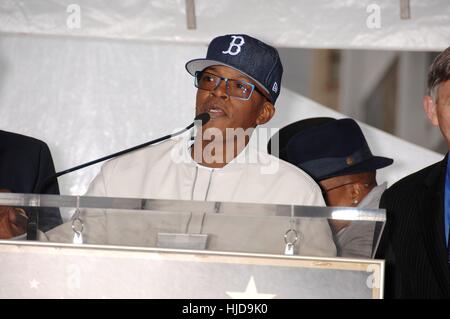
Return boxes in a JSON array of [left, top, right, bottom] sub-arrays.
[[194, 71, 265, 100], [321, 181, 374, 194]]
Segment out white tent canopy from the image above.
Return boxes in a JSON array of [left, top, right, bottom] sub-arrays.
[[1, 0, 449, 50]]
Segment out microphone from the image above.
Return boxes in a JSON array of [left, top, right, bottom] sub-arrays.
[[29, 112, 210, 238], [26, 113, 210, 240], [38, 112, 210, 194]]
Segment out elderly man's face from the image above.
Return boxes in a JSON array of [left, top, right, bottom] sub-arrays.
[[424, 80, 450, 149], [195, 65, 274, 140]]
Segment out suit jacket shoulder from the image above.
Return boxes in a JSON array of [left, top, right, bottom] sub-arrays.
[[379, 156, 450, 298], [382, 160, 444, 201], [0, 130, 58, 192], [0, 130, 48, 150]]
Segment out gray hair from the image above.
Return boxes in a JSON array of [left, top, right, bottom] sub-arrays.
[[428, 47, 450, 104]]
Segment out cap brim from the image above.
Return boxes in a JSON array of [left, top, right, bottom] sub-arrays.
[[185, 58, 271, 98], [317, 156, 394, 181]]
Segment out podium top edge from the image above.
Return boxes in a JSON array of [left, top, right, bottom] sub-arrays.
[[0, 193, 386, 220]]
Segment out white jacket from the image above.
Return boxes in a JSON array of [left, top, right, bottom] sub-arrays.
[[46, 136, 336, 257]]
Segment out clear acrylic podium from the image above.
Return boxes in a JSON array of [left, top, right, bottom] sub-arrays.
[[0, 193, 385, 299]]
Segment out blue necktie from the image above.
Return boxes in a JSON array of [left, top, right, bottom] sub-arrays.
[[448, 227, 450, 265]]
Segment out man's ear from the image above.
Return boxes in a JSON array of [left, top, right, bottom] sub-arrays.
[[423, 95, 439, 126], [256, 101, 275, 125]]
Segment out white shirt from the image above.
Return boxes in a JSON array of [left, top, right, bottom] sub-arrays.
[[47, 135, 336, 256]]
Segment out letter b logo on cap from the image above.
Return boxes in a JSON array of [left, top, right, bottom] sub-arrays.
[[222, 36, 245, 56]]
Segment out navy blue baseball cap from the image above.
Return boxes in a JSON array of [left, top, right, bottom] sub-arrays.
[[271, 118, 393, 181], [185, 34, 283, 104]]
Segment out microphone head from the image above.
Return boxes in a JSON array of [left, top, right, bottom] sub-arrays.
[[194, 112, 211, 126]]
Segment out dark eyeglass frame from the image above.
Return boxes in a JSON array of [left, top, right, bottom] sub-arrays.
[[321, 181, 374, 194], [194, 71, 266, 101]]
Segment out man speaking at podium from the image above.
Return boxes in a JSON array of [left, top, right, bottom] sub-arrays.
[[47, 34, 336, 257]]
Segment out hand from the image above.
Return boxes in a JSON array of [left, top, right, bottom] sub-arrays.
[[0, 188, 28, 239], [329, 220, 351, 234]]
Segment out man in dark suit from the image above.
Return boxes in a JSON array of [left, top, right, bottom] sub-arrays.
[[377, 47, 450, 298], [0, 130, 62, 238]]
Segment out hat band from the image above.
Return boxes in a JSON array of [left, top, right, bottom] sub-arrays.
[[298, 148, 373, 178]]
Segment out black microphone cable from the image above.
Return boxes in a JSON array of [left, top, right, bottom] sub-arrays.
[[38, 112, 210, 194], [27, 113, 210, 240]]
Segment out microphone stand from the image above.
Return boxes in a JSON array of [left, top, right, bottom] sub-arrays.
[[27, 113, 210, 240]]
